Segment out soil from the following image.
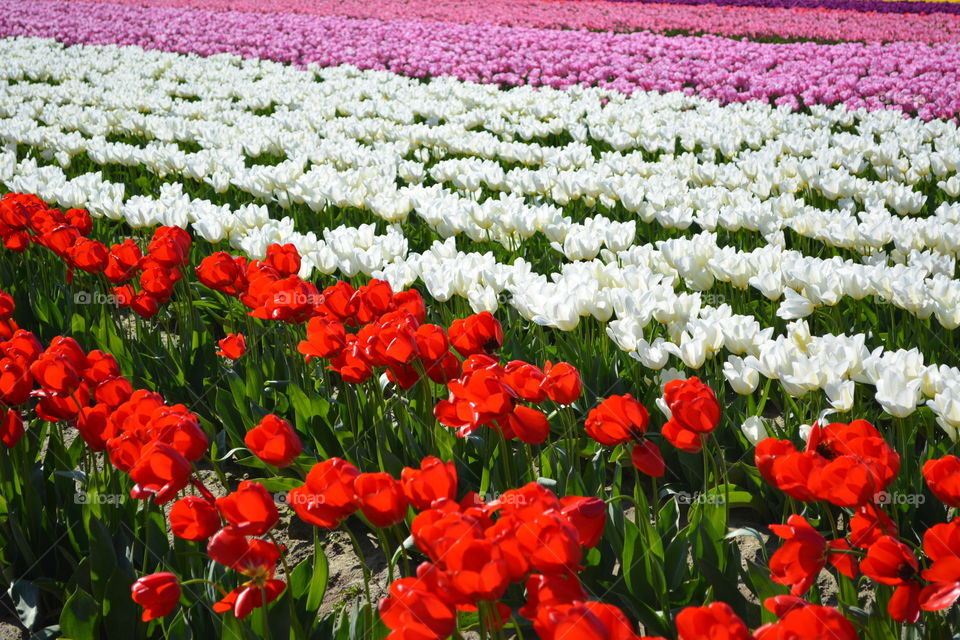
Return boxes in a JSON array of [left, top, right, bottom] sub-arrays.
[[0, 622, 25, 640]]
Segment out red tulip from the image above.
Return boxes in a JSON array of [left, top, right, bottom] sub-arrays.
[[920, 518, 960, 612], [0, 409, 24, 448], [317, 281, 358, 323], [0, 357, 32, 405], [449, 311, 503, 357], [207, 529, 286, 619], [768, 514, 856, 596], [392, 288, 426, 324], [501, 405, 551, 445], [542, 361, 582, 405], [140, 267, 177, 299], [169, 495, 221, 541], [0, 291, 13, 320], [245, 414, 302, 467], [147, 226, 191, 268], [663, 377, 721, 433], [560, 496, 606, 548], [585, 394, 649, 446], [42, 224, 81, 258], [130, 292, 160, 318], [288, 458, 360, 528], [297, 316, 346, 361], [519, 573, 586, 621], [149, 406, 208, 462], [379, 563, 456, 639], [860, 535, 922, 623], [195, 251, 246, 295], [631, 441, 665, 477], [754, 604, 857, 640], [534, 601, 641, 640], [94, 376, 133, 409], [105, 239, 143, 283], [68, 238, 108, 273], [1, 331, 42, 368], [216, 481, 279, 536], [503, 361, 547, 403], [128, 442, 192, 505], [661, 418, 704, 454], [354, 279, 394, 324], [327, 335, 373, 383], [414, 324, 449, 362], [355, 472, 409, 528], [442, 537, 510, 601], [265, 243, 301, 277], [676, 602, 751, 640], [76, 404, 112, 451], [849, 504, 898, 548], [65, 208, 92, 235], [131, 572, 180, 622], [30, 351, 81, 397], [213, 579, 286, 620], [516, 512, 582, 575], [923, 455, 960, 508], [401, 457, 457, 511], [216, 333, 246, 360]]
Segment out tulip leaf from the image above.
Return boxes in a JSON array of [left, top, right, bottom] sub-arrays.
[[8, 579, 39, 630], [306, 534, 329, 613], [85, 516, 117, 605], [27, 625, 60, 640], [60, 588, 99, 640]]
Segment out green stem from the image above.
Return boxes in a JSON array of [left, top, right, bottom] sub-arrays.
[[344, 524, 374, 631]]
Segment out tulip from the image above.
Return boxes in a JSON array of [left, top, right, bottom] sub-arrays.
[[355, 472, 409, 528], [131, 572, 180, 622], [245, 414, 301, 467], [216, 333, 246, 360], [216, 481, 279, 536], [169, 495, 221, 541]]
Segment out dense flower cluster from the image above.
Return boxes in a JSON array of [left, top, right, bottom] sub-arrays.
[[585, 377, 721, 475], [142, 479, 288, 620], [673, 599, 857, 640], [756, 419, 900, 507], [0, 192, 191, 318], [0, 286, 206, 506], [756, 418, 960, 623], [4, 4, 960, 118], [205, 244, 584, 443], [55, 0, 960, 43], [435, 349, 582, 444]]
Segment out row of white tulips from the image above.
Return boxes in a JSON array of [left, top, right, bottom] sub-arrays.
[[7, 144, 959, 332], [4, 39, 960, 262]]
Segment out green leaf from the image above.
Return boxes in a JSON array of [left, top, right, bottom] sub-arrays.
[[163, 609, 193, 640], [85, 516, 117, 605], [8, 579, 40, 630], [305, 536, 329, 612], [27, 625, 60, 640], [60, 588, 99, 640]]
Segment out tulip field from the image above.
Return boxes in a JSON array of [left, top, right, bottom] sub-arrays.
[[3, 1, 960, 639]]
